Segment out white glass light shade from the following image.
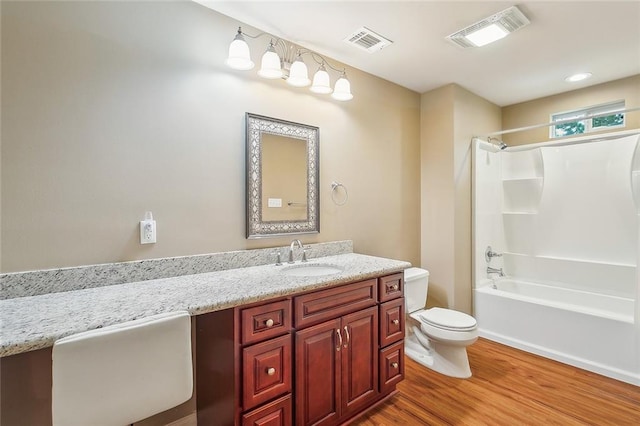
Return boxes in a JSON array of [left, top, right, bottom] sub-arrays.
[[331, 76, 353, 101], [257, 45, 283, 79], [225, 34, 254, 70], [310, 67, 332, 94], [287, 59, 311, 87]]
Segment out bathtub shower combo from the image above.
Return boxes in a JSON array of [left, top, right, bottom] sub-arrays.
[[472, 130, 640, 385]]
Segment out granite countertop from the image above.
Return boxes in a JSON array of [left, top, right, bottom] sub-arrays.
[[0, 253, 410, 357]]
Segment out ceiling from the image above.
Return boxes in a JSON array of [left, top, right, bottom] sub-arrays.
[[195, 1, 640, 107]]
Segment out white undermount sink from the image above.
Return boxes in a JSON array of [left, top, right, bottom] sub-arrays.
[[280, 263, 344, 277]]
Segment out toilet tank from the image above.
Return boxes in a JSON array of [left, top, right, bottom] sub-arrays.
[[404, 267, 429, 313]]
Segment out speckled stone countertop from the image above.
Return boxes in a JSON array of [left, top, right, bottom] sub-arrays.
[[0, 253, 410, 357]]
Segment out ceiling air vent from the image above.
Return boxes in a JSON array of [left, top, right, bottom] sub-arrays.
[[446, 6, 530, 48], [343, 27, 393, 53]]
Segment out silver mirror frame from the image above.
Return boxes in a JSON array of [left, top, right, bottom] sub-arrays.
[[246, 113, 320, 239]]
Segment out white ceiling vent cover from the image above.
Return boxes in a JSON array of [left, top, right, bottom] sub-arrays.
[[344, 27, 393, 53], [446, 6, 530, 48]]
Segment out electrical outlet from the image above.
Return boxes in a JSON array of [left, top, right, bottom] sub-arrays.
[[140, 220, 156, 244]]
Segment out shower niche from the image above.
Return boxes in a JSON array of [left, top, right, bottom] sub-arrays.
[[501, 149, 543, 214]]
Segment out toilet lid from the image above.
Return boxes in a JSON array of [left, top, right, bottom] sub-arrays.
[[418, 308, 477, 331]]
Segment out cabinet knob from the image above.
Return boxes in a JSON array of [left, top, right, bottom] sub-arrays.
[[265, 319, 274, 327], [391, 362, 399, 369], [391, 284, 399, 291], [266, 367, 276, 376], [392, 319, 399, 325]]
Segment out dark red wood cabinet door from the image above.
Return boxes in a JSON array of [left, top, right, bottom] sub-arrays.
[[295, 318, 341, 426], [379, 298, 405, 347], [242, 334, 292, 410], [340, 306, 379, 419], [242, 394, 292, 426], [379, 340, 404, 395]]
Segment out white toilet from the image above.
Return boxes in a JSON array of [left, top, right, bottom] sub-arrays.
[[404, 267, 478, 378]]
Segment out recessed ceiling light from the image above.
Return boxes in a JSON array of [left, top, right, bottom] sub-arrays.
[[565, 72, 593, 82]]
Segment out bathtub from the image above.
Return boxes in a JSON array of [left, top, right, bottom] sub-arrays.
[[474, 278, 639, 385]]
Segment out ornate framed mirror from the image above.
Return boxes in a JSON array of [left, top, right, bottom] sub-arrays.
[[245, 113, 320, 239]]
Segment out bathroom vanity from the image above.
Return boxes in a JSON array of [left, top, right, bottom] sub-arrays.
[[196, 272, 405, 426], [0, 242, 410, 425]]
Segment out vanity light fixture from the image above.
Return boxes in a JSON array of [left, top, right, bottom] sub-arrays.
[[225, 27, 353, 101], [446, 5, 530, 48]]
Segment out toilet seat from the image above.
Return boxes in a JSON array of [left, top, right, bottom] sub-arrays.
[[413, 307, 477, 332]]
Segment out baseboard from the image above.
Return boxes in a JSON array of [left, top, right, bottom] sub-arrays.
[[166, 412, 197, 426]]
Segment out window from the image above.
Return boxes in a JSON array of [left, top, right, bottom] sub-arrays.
[[550, 101, 625, 138]]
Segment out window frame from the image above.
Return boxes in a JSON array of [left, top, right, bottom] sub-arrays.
[[549, 100, 626, 139]]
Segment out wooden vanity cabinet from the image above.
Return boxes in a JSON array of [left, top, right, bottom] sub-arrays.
[[196, 272, 405, 426], [196, 299, 293, 426], [294, 280, 379, 426], [295, 306, 379, 426], [378, 272, 405, 400]]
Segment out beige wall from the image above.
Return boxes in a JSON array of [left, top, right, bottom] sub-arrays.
[[421, 85, 455, 310], [502, 75, 640, 146], [0, 1, 421, 272], [421, 84, 501, 313]]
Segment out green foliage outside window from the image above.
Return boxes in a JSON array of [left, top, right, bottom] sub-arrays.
[[554, 120, 586, 137], [552, 106, 625, 138], [592, 113, 624, 128]]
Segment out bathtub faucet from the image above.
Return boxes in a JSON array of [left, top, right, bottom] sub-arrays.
[[487, 266, 505, 277], [485, 246, 503, 263]]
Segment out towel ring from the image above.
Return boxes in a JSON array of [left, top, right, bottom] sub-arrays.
[[331, 181, 348, 206]]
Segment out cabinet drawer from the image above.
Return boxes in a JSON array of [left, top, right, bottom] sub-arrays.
[[243, 334, 292, 410], [294, 279, 377, 329], [379, 273, 403, 303], [379, 340, 404, 395], [379, 298, 405, 347], [241, 299, 292, 345], [242, 394, 292, 426]]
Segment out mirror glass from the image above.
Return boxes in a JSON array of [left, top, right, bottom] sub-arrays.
[[246, 113, 319, 239]]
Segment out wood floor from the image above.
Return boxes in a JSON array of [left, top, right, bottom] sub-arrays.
[[356, 338, 640, 425]]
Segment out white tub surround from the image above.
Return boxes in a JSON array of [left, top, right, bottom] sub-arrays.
[[472, 131, 640, 386], [0, 246, 410, 357]]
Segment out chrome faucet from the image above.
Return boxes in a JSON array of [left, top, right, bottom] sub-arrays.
[[288, 239, 304, 263], [485, 246, 503, 263], [487, 266, 505, 277]]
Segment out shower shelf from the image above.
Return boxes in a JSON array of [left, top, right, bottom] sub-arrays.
[[504, 252, 636, 268], [502, 177, 543, 214], [501, 177, 543, 182]]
